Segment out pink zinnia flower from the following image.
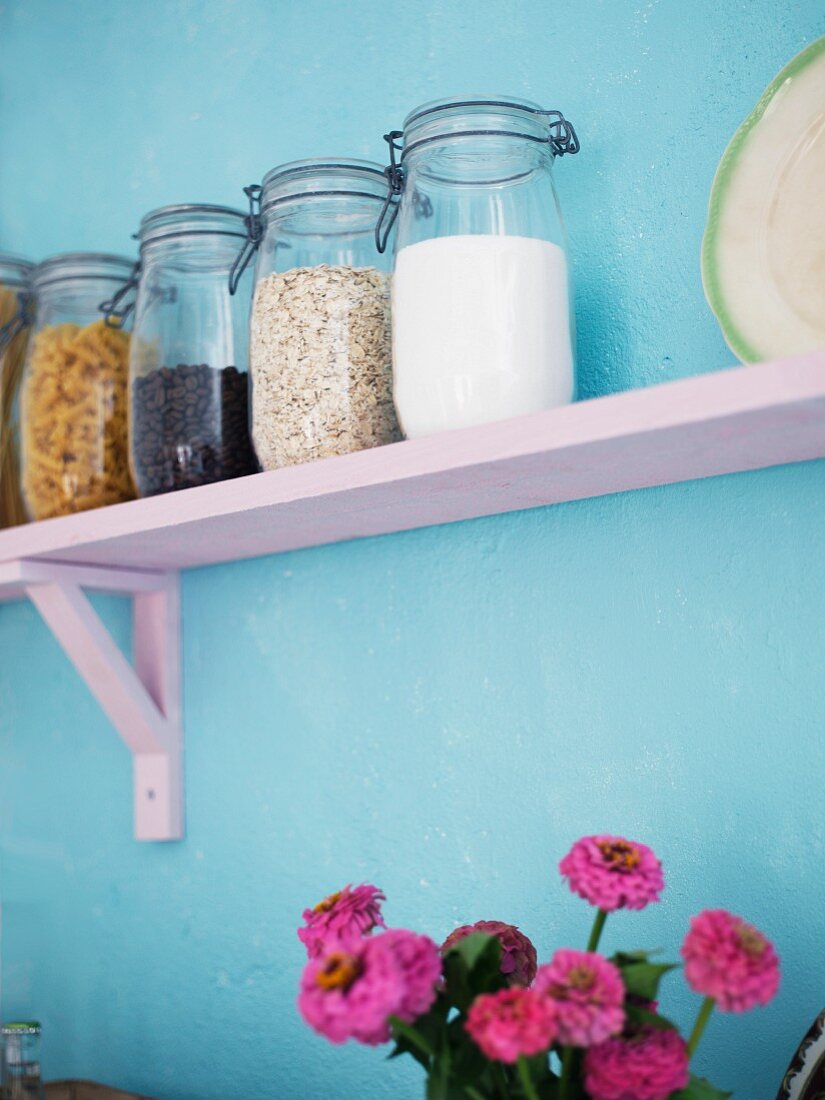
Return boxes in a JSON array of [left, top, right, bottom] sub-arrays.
[[298, 937, 399, 1045], [559, 835, 664, 911], [584, 1028, 690, 1100], [298, 884, 386, 958], [297, 929, 441, 1046], [378, 928, 443, 1020], [534, 950, 625, 1047], [465, 988, 559, 1063], [442, 921, 538, 987], [681, 909, 780, 1012]]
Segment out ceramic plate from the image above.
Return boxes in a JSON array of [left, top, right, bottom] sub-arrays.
[[702, 37, 825, 362]]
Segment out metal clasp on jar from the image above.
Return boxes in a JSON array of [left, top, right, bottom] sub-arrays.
[[99, 260, 141, 327], [374, 107, 580, 254], [228, 184, 263, 295], [375, 131, 405, 254], [0, 291, 33, 351]]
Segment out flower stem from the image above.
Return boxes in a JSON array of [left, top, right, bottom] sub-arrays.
[[491, 1062, 510, 1099], [687, 996, 716, 1057], [558, 1046, 575, 1100], [387, 1015, 434, 1062], [464, 1088, 485, 1100], [586, 908, 608, 953], [517, 1056, 540, 1100]]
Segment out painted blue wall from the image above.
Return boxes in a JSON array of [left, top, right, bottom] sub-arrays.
[[1, 2, 823, 1097]]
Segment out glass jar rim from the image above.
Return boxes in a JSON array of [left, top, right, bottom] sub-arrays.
[[32, 252, 135, 291], [138, 203, 247, 247], [400, 95, 562, 155], [1, 1021, 41, 1034], [0, 253, 35, 289], [260, 158, 387, 213], [404, 94, 547, 128]]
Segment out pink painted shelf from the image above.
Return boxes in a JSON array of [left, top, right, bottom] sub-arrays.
[[0, 351, 822, 841], [0, 353, 823, 574]]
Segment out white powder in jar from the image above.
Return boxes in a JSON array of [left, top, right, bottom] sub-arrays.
[[391, 234, 575, 437]]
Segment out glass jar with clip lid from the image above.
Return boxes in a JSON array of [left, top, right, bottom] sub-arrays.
[[20, 252, 136, 519], [230, 159, 401, 471], [0, 255, 35, 527], [120, 203, 258, 496], [375, 95, 580, 438], [1, 1020, 46, 1099]]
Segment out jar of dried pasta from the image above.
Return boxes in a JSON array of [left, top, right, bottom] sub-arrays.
[[0, 254, 34, 528], [21, 253, 137, 520], [232, 159, 400, 470]]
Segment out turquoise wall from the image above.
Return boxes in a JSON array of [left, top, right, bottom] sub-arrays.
[[1, 2, 823, 1097]]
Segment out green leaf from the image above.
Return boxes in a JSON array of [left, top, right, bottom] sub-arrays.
[[389, 991, 451, 1067], [426, 1049, 483, 1100], [617, 960, 679, 1001], [445, 1016, 486, 1079], [388, 1015, 435, 1070], [426, 1073, 446, 1100], [442, 955, 473, 1013], [388, 1039, 429, 1069], [624, 1003, 678, 1032], [671, 1074, 733, 1100], [426, 1042, 453, 1100], [612, 949, 660, 965], [523, 1051, 555, 1081], [462, 1088, 486, 1100], [447, 932, 501, 972], [443, 933, 506, 1010]]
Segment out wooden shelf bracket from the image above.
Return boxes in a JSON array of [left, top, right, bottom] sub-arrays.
[[0, 560, 183, 841]]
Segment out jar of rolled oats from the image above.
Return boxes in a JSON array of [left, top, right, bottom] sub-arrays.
[[20, 253, 137, 519], [233, 159, 400, 471]]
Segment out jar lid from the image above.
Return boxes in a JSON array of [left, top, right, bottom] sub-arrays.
[[32, 252, 135, 291], [138, 203, 247, 247], [0, 254, 35, 289], [405, 94, 548, 127], [1, 1021, 41, 1034], [399, 95, 579, 157], [373, 98, 578, 253], [260, 158, 387, 213]]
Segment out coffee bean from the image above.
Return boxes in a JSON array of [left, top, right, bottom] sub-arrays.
[[131, 363, 258, 496]]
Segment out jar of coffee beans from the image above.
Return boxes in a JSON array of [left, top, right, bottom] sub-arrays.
[[126, 204, 258, 497]]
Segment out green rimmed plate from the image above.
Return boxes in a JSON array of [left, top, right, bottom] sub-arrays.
[[702, 37, 825, 362]]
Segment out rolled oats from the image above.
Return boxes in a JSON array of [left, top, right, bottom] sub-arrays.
[[249, 264, 400, 470]]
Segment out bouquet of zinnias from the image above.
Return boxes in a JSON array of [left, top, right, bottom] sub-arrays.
[[297, 835, 779, 1099]]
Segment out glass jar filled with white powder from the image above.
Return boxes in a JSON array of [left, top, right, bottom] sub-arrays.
[[377, 96, 580, 438], [234, 160, 400, 470]]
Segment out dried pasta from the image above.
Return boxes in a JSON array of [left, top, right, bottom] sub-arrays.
[[0, 284, 29, 528], [22, 319, 135, 519]]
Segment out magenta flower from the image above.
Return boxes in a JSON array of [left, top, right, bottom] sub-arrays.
[[298, 938, 399, 1045], [681, 909, 780, 1012], [378, 928, 443, 1020], [465, 988, 559, 1063], [534, 950, 625, 1046], [442, 921, 538, 987], [584, 1028, 690, 1100], [298, 884, 386, 958], [297, 929, 441, 1046], [559, 835, 664, 912]]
